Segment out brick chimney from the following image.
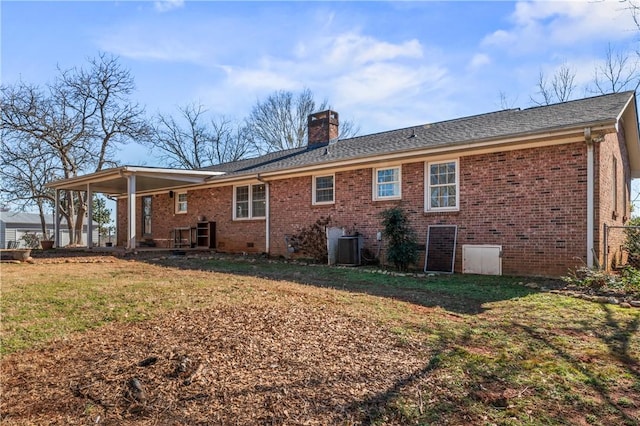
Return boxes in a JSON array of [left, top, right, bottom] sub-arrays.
[[308, 110, 339, 145]]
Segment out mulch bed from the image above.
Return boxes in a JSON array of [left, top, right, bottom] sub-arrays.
[[1, 303, 428, 425]]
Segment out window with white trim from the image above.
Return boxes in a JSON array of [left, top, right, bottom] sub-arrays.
[[426, 160, 458, 211], [313, 175, 335, 204], [234, 184, 266, 219], [374, 166, 401, 200], [175, 192, 187, 214]]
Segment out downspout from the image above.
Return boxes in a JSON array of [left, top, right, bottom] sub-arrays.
[[257, 174, 270, 254], [585, 128, 594, 268]]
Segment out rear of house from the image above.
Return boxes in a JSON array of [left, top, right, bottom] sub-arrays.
[[52, 92, 640, 277]]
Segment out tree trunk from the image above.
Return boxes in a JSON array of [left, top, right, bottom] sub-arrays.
[[74, 192, 86, 246]]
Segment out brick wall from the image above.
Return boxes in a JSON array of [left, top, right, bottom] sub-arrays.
[[596, 129, 632, 269], [117, 137, 631, 277], [117, 185, 266, 253], [268, 142, 590, 276]]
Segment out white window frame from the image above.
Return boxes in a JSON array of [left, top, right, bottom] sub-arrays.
[[175, 192, 188, 214], [233, 184, 266, 220], [373, 166, 402, 201], [425, 159, 459, 212], [312, 174, 335, 205]]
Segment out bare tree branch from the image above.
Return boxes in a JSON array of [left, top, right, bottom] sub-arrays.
[[244, 88, 359, 154], [592, 43, 640, 94], [147, 103, 254, 169], [1, 53, 147, 245], [530, 63, 576, 106]]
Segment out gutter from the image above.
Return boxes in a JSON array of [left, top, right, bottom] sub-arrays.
[[585, 128, 594, 268]]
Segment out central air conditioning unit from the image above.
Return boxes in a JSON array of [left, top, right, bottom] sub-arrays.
[[337, 236, 360, 266]]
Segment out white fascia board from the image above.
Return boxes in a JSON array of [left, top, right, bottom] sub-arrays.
[[121, 166, 225, 177], [617, 96, 640, 178]]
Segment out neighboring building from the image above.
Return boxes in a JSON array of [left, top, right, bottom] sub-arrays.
[[47, 92, 640, 277], [0, 211, 100, 248]]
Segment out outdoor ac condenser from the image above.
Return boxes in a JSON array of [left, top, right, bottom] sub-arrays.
[[337, 236, 360, 266]]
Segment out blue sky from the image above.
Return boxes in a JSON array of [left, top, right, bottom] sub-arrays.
[[2, 0, 639, 168]]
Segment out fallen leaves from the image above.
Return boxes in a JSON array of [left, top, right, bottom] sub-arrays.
[[1, 303, 427, 425]]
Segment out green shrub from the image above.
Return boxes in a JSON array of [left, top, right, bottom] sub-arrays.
[[563, 266, 640, 296], [624, 217, 640, 268], [562, 266, 618, 290], [380, 206, 418, 272], [620, 266, 640, 293]]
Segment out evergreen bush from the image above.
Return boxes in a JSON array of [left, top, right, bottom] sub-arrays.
[[380, 206, 418, 272]]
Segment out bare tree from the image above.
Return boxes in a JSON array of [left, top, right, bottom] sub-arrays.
[[148, 103, 253, 169], [530, 62, 576, 106], [497, 91, 518, 110], [244, 88, 359, 154], [626, 0, 640, 30], [592, 43, 640, 94], [210, 117, 254, 165], [0, 129, 58, 238], [0, 53, 147, 245]]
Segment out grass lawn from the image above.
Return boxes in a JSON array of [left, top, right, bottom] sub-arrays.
[[1, 253, 639, 425]]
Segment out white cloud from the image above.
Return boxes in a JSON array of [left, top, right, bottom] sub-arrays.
[[482, 0, 636, 53], [100, 32, 202, 62], [225, 67, 300, 93], [154, 0, 184, 13], [333, 63, 448, 106], [191, 28, 451, 133], [320, 33, 423, 66], [469, 53, 491, 69]]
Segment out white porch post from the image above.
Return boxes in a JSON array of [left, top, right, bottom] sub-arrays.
[[86, 184, 93, 248], [54, 189, 60, 248], [127, 174, 137, 249]]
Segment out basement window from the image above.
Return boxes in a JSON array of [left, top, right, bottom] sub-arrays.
[[234, 184, 266, 220], [426, 159, 459, 211], [373, 166, 401, 200]]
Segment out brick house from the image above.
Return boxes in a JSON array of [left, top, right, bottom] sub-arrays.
[[48, 91, 640, 277]]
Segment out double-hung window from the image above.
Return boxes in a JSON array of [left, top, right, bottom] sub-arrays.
[[175, 192, 188, 214], [234, 184, 266, 219], [426, 160, 458, 211], [313, 175, 334, 204], [374, 166, 401, 200]]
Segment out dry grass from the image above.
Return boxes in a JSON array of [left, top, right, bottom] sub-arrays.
[[1, 253, 639, 425]]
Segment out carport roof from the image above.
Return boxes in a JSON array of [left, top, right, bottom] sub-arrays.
[[46, 166, 224, 195]]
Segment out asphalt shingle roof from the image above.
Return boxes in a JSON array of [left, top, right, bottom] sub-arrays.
[[200, 91, 635, 179]]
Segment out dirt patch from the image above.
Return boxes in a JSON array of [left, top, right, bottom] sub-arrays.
[[1, 303, 428, 425]]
